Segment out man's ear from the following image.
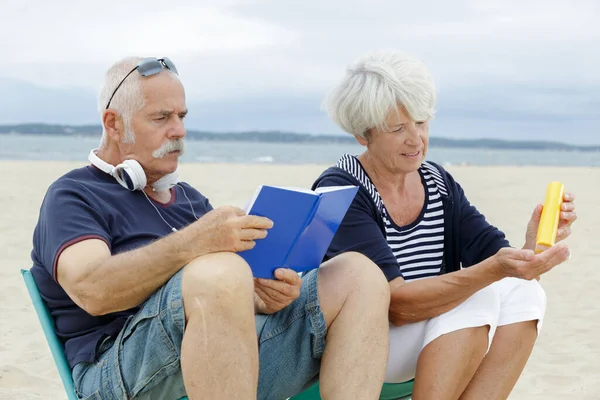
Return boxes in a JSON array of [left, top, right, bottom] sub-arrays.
[[102, 110, 123, 142]]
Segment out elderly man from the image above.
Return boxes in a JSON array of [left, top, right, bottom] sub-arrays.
[[29, 56, 391, 400]]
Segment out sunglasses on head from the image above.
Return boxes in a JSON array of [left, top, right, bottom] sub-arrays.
[[105, 57, 179, 109]]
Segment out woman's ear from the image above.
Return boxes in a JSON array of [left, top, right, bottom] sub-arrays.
[[356, 130, 371, 146]]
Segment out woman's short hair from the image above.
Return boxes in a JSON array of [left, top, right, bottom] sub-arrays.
[[323, 50, 437, 139]]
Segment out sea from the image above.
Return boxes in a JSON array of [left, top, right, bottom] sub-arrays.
[[1, 134, 600, 167]]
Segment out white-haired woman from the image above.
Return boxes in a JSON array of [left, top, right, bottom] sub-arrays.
[[312, 51, 577, 399]]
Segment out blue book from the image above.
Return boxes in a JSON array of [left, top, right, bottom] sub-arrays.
[[239, 185, 359, 279]]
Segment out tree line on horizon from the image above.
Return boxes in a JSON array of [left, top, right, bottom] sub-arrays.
[[1, 123, 598, 152]]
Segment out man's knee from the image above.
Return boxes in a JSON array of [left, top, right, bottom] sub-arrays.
[[181, 252, 254, 319], [320, 252, 390, 303]]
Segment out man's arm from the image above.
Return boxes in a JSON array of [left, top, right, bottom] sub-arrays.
[[57, 206, 272, 316], [58, 228, 196, 316]]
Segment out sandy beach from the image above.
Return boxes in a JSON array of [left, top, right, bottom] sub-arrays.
[[0, 160, 598, 399]]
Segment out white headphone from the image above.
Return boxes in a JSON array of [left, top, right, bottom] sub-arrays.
[[88, 148, 179, 192]]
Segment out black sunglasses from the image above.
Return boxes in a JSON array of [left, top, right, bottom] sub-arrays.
[[105, 57, 178, 109]]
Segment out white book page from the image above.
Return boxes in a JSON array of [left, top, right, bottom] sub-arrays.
[[244, 185, 263, 213], [314, 185, 357, 194], [272, 186, 316, 194]]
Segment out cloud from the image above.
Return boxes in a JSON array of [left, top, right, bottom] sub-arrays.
[[1, 0, 599, 143], [6, 0, 597, 90], [0, 78, 96, 124], [3, 0, 294, 61], [228, 0, 600, 86], [1, 0, 296, 89]]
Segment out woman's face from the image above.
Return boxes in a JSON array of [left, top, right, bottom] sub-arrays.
[[358, 106, 429, 175]]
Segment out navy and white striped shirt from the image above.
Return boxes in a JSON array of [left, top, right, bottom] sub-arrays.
[[314, 154, 510, 281], [336, 154, 447, 281]]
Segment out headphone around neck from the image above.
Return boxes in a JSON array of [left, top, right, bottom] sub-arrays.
[[88, 148, 179, 192]]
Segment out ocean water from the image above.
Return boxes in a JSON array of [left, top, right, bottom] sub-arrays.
[[1, 133, 599, 167]]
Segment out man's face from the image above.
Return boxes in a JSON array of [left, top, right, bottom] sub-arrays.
[[121, 73, 188, 182]]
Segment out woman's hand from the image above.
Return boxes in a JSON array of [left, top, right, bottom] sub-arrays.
[[524, 192, 577, 251], [494, 244, 570, 280]]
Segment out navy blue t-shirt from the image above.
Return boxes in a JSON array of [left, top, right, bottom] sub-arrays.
[[30, 165, 213, 368]]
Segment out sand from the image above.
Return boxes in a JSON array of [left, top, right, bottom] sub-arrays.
[[0, 160, 598, 399]]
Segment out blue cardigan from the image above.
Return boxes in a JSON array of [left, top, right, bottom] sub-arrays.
[[311, 160, 511, 281]]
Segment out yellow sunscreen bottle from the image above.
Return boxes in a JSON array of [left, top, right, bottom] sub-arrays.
[[535, 181, 564, 253]]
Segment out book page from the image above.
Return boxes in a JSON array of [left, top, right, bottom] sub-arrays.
[[314, 185, 357, 194], [244, 185, 263, 213], [272, 186, 316, 194]]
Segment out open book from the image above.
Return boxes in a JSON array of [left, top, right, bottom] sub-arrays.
[[239, 185, 359, 279]]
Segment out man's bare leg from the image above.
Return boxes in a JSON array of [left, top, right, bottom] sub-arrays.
[[180, 253, 258, 400], [412, 326, 489, 400], [459, 321, 538, 400], [317, 252, 391, 400]]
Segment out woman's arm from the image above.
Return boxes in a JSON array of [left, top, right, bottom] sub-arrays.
[[389, 243, 570, 325], [388, 258, 500, 325]]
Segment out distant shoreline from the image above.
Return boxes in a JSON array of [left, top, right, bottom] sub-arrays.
[[2, 123, 599, 152]]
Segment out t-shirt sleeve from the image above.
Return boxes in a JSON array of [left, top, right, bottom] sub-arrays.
[[34, 179, 112, 280], [314, 175, 403, 281], [202, 193, 214, 212]]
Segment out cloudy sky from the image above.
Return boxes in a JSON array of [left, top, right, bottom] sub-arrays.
[[2, 0, 599, 144]]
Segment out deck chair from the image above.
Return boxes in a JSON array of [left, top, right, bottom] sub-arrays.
[[289, 379, 414, 400], [22, 268, 411, 399], [20, 269, 188, 400]]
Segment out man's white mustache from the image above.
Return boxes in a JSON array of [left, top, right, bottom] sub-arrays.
[[152, 139, 185, 159]]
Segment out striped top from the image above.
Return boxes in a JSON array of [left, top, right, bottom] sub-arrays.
[[335, 154, 447, 281]]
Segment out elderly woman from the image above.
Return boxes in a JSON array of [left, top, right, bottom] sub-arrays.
[[312, 50, 577, 400]]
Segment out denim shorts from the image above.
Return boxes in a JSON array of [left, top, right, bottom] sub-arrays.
[[72, 268, 326, 400]]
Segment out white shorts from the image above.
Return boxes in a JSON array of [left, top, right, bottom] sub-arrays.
[[384, 277, 547, 383]]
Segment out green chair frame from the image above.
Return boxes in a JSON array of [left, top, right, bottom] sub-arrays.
[[289, 379, 413, 400]]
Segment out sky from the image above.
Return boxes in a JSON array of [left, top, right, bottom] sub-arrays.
[[2, 0, 599, 144]]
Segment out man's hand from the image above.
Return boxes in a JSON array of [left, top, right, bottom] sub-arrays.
[[190, 206, 273, 256], [493, 243, 570, 281], [524, 192, 577, 251], [254, 268, 302, 314]]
